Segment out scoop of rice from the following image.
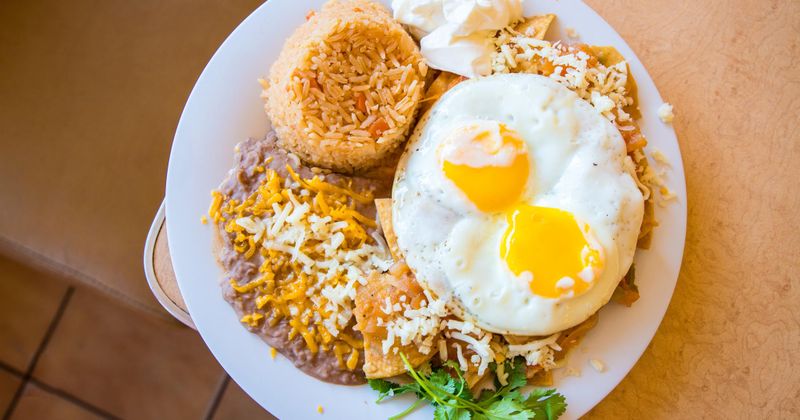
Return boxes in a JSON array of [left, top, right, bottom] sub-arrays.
[[263, 0, 426, 173]]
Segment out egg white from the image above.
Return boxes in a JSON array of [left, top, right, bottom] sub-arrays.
[[392, 73, 644, 336]]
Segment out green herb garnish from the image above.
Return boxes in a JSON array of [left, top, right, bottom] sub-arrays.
[[368, 354, 566, 420]]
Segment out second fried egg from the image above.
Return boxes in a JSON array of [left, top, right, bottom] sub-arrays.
[[392, 73, 644, 336]]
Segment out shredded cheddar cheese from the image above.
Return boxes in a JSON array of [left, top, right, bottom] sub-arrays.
[[209, 191, 224, 222], [240, 313, 264, 327], [212, 164, 390, 371]]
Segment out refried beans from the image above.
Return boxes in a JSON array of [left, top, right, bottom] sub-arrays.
[[214, 132, 391, 385]]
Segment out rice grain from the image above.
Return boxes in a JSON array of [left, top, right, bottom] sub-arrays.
[[264, 0, 425, 173]]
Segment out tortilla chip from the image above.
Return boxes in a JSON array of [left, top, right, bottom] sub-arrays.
[[588, 45, 625, 67], [470, 373, 497, 397], [637, 195, 656, 248], [360, 335, 431, 379], [589, 45, 641, 120], [465, 370, 487, 389], [354, 269, 434, 378], [555, 312, 599, 356], [375, 198, 402, 261], [419, 71, 465, 115], [628, 149, 657, 249], [612, 264, 640, 306], [514, 14, 556, 40], [528, 368, 553, 386], [502, 334, 531, 346]]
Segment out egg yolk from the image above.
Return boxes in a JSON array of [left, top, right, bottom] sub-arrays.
[[500, 205, 604, 299], [440, 121, 529, 213]]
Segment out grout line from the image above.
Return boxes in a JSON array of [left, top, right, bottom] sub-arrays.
[[27, 378, 119, 419], [203, 374, 231, 420], [0, 361, 24, 378], [3, 287, 74, 420]]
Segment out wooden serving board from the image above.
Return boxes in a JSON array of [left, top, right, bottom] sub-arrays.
[[152, 0, 800, 417]]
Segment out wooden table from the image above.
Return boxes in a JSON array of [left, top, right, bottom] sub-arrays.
[[150, 0, 800, 417]]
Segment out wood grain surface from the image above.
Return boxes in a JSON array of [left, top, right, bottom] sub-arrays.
[[582, 0, 800, 418], [152, 0, 800, 417]]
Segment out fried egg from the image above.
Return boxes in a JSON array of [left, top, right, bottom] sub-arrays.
[[392, 73, 644, 336]]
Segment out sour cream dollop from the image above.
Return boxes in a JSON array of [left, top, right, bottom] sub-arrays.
[[392, 0, 523, 78]]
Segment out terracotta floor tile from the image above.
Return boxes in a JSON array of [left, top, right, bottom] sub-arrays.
[[212, 378, 277, 420], [0, 369, 21, 414], [9, 383, 102, 420], [32, 287, 223, 419], [0, 256, 69, 371]]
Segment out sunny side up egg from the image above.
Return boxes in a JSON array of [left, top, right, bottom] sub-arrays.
[[392, 74, 645, 336]]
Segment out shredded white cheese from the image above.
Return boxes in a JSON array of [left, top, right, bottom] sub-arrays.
[[657, 102, 674, 123], [381, 290, 448, 355], [441, 320, 497, 376], [651, 149, 671, 166], [454, 343, 468, 372], [492, 31, 636, 136], [590, 358, 606, 372], [507, 333, 562, 369], [438, 339, 448, 362]]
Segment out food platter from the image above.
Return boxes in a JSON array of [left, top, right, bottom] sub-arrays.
[[165, 0, 687, 418]]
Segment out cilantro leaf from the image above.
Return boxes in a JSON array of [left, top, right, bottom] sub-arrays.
[[429, 369, 457, 395], [505, 359, 529, 390], [434, 403, 472, 420], [369, 378, 420, 403], [369, 378, 396, 395], [483, 397, 534, 420], [371, 354, 567, 420], [521, 389, 567, 420]]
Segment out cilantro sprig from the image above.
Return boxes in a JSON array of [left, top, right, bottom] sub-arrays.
[[368, 354, 566, 420]]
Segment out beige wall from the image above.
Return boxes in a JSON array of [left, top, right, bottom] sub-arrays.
[[0, 0, 264, 313]]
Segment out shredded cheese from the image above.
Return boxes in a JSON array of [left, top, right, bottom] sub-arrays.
[[590, 358, 606, 372], [638, 159, 678, 206], [215, 163, 390, 370], [493, 34, 630, 125], [651, 149, 671, 166], [381, 289, 448, 355], [491, 29, 647, 155], [657, 102, 674, 123], [240, 313, 264, 327], [454, 342, 468, 373], [443, 320, 495, 376], [507, 333, 562, 369]]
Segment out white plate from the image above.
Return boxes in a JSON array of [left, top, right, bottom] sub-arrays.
[[165, 0, 687, 418]]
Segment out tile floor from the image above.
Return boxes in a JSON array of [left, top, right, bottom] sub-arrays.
[[0, 255, 276, 419]]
